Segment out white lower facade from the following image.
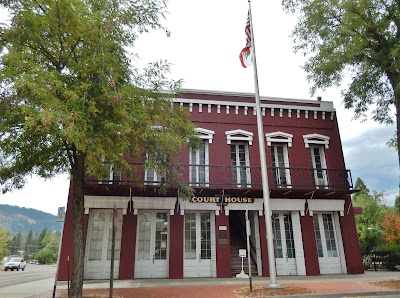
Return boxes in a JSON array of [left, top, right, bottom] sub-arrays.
[[82, 196, 348, 279]]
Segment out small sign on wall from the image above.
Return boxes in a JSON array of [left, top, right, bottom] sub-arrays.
[[239, 249, 246, 258], [57, 207, 65, 222]]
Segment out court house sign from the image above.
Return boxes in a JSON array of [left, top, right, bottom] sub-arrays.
[[189, 197, 254, 203]]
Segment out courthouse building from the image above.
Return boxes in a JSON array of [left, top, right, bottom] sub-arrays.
[[58, 89, 363, 280]]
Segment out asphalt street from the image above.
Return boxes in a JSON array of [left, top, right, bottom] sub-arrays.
[[0, 264, 56, 298]]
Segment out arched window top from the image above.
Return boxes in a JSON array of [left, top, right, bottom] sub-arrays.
[[225, 129, 253, 145], [303, 133, 330, 149], [195, 128, 215, 143], [265, 131, 293, 147]]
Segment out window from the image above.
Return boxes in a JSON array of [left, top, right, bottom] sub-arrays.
[[189, 140, 209, 186], [266, 132, 293, 188], [145, 152, 166, 185], [270, 144, 291, 187], [88, 209, 123, 261], [109, 165, 121, 184], [145, 168, 164, 185], [231, 142, 251, 187], [99, 156, 121, 184], [200, 213, 211, 259], [310, 145, 328, 188], [226, 129, 253, 188], [303, 133, 330, 189], [107, 210, 123, 260]]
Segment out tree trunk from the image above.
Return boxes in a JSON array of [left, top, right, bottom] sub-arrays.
[[69, 151, 86, 298]]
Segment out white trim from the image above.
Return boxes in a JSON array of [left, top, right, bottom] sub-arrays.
[[84, 196, 177, 215], [265, 131, 293, 147], [252, 212, 262, 276], [303, 133, 330, 149], [333, 212, 347, 274], [173, 94, 335, 112], [225, 129, 253, 145], [195, 128, 215, 144], [291, 211, 306, 275], [179, 198, 220, 216], [224, 198, 264, 215], [84, 196, 130, 215], [270, 199, 306, 216], [308, 199, 345, 216]]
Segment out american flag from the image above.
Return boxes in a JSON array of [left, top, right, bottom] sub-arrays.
[[239, 11, 253, 68]]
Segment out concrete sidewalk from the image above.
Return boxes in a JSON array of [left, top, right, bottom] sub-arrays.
[[38, 270, 400, 297]]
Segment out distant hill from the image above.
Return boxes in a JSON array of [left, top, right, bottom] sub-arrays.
[[0, 204, 62, 233]]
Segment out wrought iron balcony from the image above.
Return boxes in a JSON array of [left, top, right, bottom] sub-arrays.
[[88, 164, 353, 191]]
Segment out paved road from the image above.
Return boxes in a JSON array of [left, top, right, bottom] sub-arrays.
[[0, 264, 56, 298]]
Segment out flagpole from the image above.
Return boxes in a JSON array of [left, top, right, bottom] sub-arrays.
[[247, 0, 282, 289]]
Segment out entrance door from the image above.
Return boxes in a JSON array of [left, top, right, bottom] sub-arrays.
[[85, 209, 123, 279], [135, 211, 169, 278], [313, 213, 342, 274], [184, 212, 213, 277], [272, 213, 297, 275]]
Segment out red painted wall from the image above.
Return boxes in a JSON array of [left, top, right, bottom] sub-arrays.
[[57, 182, 88, 281], [169, 212, 184, 279], [119, 209, 137, 279], [58, 182, 74, 281], [215, 214, 231, 277], [258, 214, 270, 277], [300, 211, 320, 276], [340, 197, 364, 274]]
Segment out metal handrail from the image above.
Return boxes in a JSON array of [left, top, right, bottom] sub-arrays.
[[87, 163, 353, 190]]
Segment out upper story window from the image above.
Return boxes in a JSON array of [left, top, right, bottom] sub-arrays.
[[303, 134, 330, 188], [145, 151, 166, 186], [109, 165, 121, 184], [266, 132, 293, 188], [99, 155, 121, 184], [226, 129, 253, 188], [189, 128, 214, 187]]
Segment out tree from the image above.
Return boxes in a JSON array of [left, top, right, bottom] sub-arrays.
[[0, 1, 199, 297], [395, 196, 400, 215], [380, 210, 400, 246], [36, 228, 48, 250], [281, 0, 400, 175], [24, 229, 33, 257], [0, 228, 10, 260], [34, 230, 60, 264], [352, 178, 385, 252], [11, 232, 22, 254]]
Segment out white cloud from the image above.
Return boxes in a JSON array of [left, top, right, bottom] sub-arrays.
[[343, 126, 398, 205]]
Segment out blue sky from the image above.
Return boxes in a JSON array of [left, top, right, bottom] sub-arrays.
[[0, 0, 398, 214]]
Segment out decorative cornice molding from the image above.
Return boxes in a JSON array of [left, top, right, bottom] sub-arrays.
[[225, 129, 254, 145], [303, 133, 330, 149], [173, 98, 336, 121], [265, 131, 294, 147]]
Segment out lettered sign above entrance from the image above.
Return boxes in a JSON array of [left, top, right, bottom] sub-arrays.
[[189, 196, 254, 203]]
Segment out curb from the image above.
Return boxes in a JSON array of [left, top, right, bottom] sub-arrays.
[[267, 290, 400, 298]]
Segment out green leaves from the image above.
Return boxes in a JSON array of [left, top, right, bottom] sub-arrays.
[[282, 0, 400, 124], [0, 0, 199, 191]]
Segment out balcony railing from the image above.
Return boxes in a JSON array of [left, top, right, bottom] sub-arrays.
[[88, 164, 353, 190]]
